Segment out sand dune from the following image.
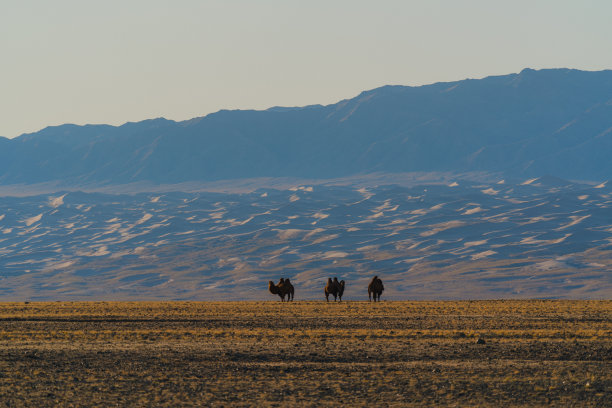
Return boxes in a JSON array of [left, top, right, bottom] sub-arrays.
[[0, 178, 611, 300]]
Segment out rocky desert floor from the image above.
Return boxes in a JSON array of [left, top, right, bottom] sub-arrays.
[[0, 300, 610, 406]]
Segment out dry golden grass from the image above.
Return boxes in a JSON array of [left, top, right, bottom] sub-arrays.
[[0, 300, 610, 406]]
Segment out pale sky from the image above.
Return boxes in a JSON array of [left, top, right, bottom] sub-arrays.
[[1, 0, 611, 138]]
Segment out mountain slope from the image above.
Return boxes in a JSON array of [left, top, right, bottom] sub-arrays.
[[2, 68, 612, 185]]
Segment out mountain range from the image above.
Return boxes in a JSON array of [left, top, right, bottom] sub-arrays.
[[1, 68, 612, 300], [2, 68, 612, 187]]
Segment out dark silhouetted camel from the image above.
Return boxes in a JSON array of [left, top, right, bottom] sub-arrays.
[[324, 277, 346, 302], [368, 276, 384, 302], [335, 277, 345, 301], [324, 278, 338, 302], [282, 278, 294, 301], [269, 278, 294, 301]]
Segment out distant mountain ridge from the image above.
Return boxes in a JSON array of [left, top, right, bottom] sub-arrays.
[[2, 68, 612, 186]]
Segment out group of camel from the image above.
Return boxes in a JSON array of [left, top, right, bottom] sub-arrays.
[[268, 276, 384, 302]]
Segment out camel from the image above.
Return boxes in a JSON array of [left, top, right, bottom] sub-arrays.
[[282, 278, 294, 301], [268, 277, 294, 301], [324, 278, 338, 302], [335, 277, 345, 301], [368, 276, 384, 302], [324, 277, 346, 302], [268, 280, 283, 301]]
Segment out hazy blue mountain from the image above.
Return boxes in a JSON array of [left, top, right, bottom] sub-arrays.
[[2, 68, 612, 185]]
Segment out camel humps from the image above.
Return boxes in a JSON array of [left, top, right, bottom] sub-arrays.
[[324, 277, 345, 302], [368, 276, 384, 302], [268, 278, 294, 302], [336, 277, 345, 301], [324, 278, 337, 302], [268, 276, 384, 301]]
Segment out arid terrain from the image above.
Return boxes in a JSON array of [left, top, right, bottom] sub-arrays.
[[0, 300, 610, 406], [2, 178, 612, 301]]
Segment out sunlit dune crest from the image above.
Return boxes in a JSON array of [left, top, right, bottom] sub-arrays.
[[556, 215, 590, 230], [481, 188, 499, 195], [588, 262, 606, 268], [420, 220, 465, 237], [135, 213, 153, 225], [24, 213, 43, 226], [304, 228, 325, 239], [228, 217, 254, 227], [289, 186, 313, 192], [462, 207, 483, 215], [77, 246, 110, 257], [464, 240, 487, 247], [49, 194, 66, 208], [45, 260, 75, 270], [521, 178, 538, 185], [311, 234, 339, 245], [323, 251, 349, 258], [276, 229, 303, 240], [375, 200, 395, 211], [534, 260, 566, 271], [471, 250, 496, 260], [520, 233, 572, 245]]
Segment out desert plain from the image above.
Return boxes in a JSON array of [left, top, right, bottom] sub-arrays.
[[0, 300, 610, 407]]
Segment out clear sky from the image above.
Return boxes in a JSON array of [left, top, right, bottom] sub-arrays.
[[1, 0, 611, 138]]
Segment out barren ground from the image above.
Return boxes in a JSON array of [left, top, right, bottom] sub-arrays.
[[0, 300, 610, 406]]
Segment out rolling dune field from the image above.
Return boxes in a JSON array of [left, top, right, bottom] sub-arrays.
[[2, 178, 612, 300]]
